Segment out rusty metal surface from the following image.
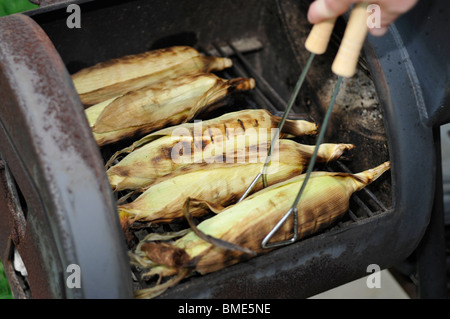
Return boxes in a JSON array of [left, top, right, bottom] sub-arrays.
[[0, 104, 65, 298], [0, 13, 134, 298], [0, 159, 29, 299]]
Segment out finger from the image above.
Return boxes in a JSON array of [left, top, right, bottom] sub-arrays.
[[307, 0, 354, 24]]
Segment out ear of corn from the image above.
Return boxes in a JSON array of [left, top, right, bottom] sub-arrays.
[[86, 73, 255, 146], [106, 109, 318, 191], [92, 73, 255, 134], [136, 161, 390, 280], [78, 55, 233, 106], [72, 46, 201, 95], [117, 140, 354, 227]]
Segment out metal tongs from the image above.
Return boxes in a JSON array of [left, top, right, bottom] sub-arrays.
[[239, 3, 370, 249]]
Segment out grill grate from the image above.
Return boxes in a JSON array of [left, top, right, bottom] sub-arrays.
[[113, 39, 392, 293], [203, 40, 389, 221]]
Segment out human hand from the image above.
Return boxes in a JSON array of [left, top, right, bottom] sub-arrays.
[[307, 0, 419, 36]]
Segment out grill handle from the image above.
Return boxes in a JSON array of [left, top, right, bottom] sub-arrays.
[[305, 18, 337, 55], [332, 2, 369, 78]]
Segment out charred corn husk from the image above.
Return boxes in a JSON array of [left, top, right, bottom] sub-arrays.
[[72, 46, 201, 95], [78, 55, 233, 106], [136, 161, 390, 281], [106, 109, 318, 191], [118, 140, 354, 228], [85, 73, 255, 146]]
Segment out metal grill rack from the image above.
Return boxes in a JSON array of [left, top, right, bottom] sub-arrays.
[[124, 40, 393, 294], [203, 40, 391, 221]]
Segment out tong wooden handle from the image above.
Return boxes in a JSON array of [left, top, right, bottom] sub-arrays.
[[305, 18, 337, 55], [332, 2, 369, 77]]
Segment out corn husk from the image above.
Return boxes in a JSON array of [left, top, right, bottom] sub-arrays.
[[135, 161, 390, 283], [106, 109, 318, 191], [85, 73, 255, 146], [78, 55, 233, 106], [72, 46, 201, 95], [118, 140, 354, 228]]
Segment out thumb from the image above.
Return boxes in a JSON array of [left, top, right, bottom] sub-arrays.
[[307, 0, 355, 24]]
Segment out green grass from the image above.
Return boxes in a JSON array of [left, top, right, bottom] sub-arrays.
[[0, 0, 38, 17], [0, 262, 13, 299]]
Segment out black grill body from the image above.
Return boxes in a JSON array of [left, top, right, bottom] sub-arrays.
[[0, 0, 448, 298]]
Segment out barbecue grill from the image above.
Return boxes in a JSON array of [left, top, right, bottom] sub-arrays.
[[0, 0, 448, 299]]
